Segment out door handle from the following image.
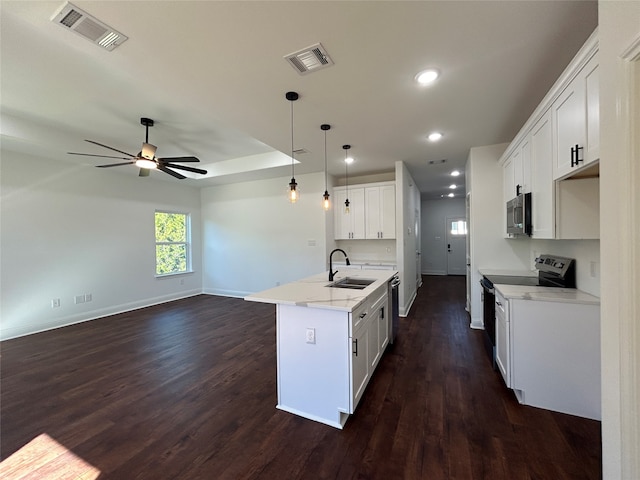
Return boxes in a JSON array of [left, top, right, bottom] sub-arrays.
[[447, 243, 451, 253]]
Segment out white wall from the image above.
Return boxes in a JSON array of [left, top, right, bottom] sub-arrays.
[[395, 161, 420, 316], [0, 151, 202, 340], [421, 197, 465, 275], [599, 2, 640, 477], [201, 172, 330, 297], [466, 143, 528, 328]]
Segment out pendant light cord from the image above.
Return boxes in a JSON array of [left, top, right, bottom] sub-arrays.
[[290, 100, 295, 178], [324, 130, 328, 188]]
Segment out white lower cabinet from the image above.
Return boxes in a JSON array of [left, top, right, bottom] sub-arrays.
[[495, 291, 510, 387], [495, 290, 601, 420], [276, 284, 389, 429], [351, 305, 369, 409]]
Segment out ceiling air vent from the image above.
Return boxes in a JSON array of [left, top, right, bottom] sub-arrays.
[[51, 2, 128, 51], [285, 43, 334, 75]]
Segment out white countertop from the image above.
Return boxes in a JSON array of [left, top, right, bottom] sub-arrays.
[[478, 268, 537, 277], [244, 269, 398, 312], [495, 284, 600, 305]]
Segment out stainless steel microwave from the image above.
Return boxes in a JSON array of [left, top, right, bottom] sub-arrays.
[[506, 192, 532, 236]]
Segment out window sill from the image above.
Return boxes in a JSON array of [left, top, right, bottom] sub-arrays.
[[155, 270, 195, 279]]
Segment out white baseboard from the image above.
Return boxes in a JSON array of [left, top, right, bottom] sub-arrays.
[[1, 290, 201, 341]]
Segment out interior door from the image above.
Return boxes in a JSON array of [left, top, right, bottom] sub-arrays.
[[446, 216, 467, 275]]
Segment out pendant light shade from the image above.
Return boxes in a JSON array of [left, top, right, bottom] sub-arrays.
[[343, 144, 351, 214], [321, 124, 331, 211], [286, 91, 299, 203]]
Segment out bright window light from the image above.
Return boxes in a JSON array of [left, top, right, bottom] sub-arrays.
[[450, 220, 468, 235], [155, 211, 191, 276]]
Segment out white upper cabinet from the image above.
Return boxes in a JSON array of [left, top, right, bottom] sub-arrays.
[[498, 29, 599, 239], [334, 187, 365, 240], [552, 53, 599, 180], [530, 109, 555, 239], [503, 136, 532, 205], [365, 184, 396, 239], [335, 182, 395, 240]]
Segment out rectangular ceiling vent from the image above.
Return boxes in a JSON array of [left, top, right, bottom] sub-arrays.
[[285, 43, 334, 75], [51, 2, 128, 51]]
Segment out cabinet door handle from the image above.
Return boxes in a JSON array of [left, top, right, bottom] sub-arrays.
[[571, 144, 584, 167], [516, 184, 521, 196], [353, 338, 358, 356], [496, 301, 503, 307], [359, 312, 367, 319]]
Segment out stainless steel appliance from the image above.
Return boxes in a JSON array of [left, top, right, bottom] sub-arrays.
[[506, 192, 532, 236], [388, 275, 401, 344], [480, 254, 576, 367]]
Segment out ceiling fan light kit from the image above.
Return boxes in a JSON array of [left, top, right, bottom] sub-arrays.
[[68, 117, 207, 180]]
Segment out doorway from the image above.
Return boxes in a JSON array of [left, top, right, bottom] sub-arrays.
[[446, 216, 467, 275]]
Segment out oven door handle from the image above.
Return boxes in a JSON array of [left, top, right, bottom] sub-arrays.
[[480, 278, 495, 294]]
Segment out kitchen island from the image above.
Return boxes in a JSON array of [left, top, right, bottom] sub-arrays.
[[245, 269, 397, 428]]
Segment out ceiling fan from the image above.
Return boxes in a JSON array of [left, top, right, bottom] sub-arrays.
[[68, 117, 208, 179]]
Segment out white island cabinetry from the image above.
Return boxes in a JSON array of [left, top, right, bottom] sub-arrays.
[[245, 269, 395, 429]]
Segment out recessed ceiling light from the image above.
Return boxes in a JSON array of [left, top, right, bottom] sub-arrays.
[[448, 193, 455, 198], [415, 68, 439, 85], [428, 132, 442, 142], [451, 170, 460, 177], [344, 156, 354, 164], [449, 184, 457, 189]]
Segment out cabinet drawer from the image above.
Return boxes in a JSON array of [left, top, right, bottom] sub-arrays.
[[351, 301, 370, 334]]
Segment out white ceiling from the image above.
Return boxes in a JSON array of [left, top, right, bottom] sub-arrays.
[[0, 1, 598, 199]]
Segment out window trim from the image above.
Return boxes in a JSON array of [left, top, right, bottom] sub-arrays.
[[154, 210, 192, 277]]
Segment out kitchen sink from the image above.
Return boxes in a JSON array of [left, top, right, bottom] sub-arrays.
[[327, 277, 376, 290]]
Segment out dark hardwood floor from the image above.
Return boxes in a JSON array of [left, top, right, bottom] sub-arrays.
[[1, 275, 601, 479]]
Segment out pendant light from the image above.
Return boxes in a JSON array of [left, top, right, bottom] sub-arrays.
[[286, 91, 299, 203], [343, 144, 351, 214], [321, 124, 331, 211]]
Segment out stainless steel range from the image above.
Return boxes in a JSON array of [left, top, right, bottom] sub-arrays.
[[480, 254, 576, 368]]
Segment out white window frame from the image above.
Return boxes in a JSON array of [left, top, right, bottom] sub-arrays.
[[154, 210, 192, 277]]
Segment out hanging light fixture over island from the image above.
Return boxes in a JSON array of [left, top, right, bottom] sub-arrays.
[[286, 91, 299, 203]]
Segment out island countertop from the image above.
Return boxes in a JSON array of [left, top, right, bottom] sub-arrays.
[[244, 269, 398, 312]]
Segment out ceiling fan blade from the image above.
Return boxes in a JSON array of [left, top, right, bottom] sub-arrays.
[[158, 165, 186, 179], [85, 140, 137, 158], [163, 163, 208, 175], [157, 156, 200, 163], [68, 152, 132, 160], [139, 168, 150, 177], [96, 161, 136, 168]]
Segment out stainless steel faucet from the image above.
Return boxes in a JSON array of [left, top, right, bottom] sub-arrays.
[[329, 248, 351, 281]]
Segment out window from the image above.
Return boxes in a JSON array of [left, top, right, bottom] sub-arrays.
[[450, 220, 467, 236], [155, 211, 190, 276]]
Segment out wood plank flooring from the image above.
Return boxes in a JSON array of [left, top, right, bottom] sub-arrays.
[[1, 275, 601, 479]]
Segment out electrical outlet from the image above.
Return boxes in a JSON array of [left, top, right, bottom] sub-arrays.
[[590, 261, 597, 278], [51, 298, 61, 308], [305, 328, 316, 344], [85, 293, 92, 302], [74, 295, 85, 304]]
